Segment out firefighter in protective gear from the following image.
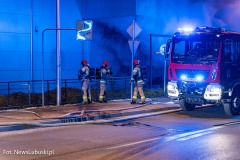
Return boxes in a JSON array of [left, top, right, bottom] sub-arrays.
[[78, 59, 91, 105], [99, 61, 112, 103], [130, 60, 145, 104]]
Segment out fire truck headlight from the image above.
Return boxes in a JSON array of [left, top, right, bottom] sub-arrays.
[[204, 84, 222, 100], [206, 85, 221, 93], [167, 81, 179, 97], [167, 83, 176, 90], [209, 87, 221, 93], [196, 74, 204, 82]]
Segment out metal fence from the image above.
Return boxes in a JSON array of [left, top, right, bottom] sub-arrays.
[[0, 77, 132, 109]]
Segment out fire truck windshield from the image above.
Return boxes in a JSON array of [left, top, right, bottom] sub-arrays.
[[172, 35, 220, 64]]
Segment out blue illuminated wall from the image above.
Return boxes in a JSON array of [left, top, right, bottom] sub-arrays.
[[32, 0, 84, 81], [0, 0, 32, 81], [0, 0, 240, 91], [0, 0, 83, 84]]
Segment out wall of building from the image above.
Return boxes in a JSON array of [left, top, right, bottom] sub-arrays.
[[0, 0, 32, 81], [0, 0, 240, 93], [0, 0, 84, 83]]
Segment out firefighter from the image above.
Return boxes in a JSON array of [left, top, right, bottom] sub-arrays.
[[78, 59, 91, 105], [130, 60, 145, 104], [99, 61, 112, 103]]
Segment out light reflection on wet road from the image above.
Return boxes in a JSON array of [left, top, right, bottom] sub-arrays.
[[1, 104, 240, 160]]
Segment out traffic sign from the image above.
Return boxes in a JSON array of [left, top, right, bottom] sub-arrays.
[[128, 40, 140, 55], [127, 21, 142, 39]]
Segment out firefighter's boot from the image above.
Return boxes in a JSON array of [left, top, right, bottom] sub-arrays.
[[131, 96, 137, 104], [139, 96, 146, 104], [99, 95, 104, 103], [88, 97, 92, 104], [131, 100, 136, 104], [82, 96, 88, 105], [103, 97, 108, 103], [138, 101, 146, 104]]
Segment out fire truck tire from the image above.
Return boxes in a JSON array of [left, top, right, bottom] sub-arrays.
[[223, 92, 240, 116], [179, 98, 196, 111]]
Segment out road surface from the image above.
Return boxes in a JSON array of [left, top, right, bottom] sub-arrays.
[[1, 104, 240, 160]]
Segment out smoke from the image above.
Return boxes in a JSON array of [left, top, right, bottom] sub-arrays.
[[207, 0, 240, 31], [190, 0, 240, 31], [137, 0, 240, 34], [88, 0, 240, 80], [92, 21, 132, 76], [135, 0, 240, 85]]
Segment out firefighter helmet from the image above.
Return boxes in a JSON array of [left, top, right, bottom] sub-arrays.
[[102, 61, 110, 67], [133, 60, 140, 66], [81, 59, 88, 65]]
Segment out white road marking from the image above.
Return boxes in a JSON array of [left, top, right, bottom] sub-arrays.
[[165, 126, 222, 142], [176, 131, 213, 141], [107, 126, 223, 150], [106, 137, 161, 150]]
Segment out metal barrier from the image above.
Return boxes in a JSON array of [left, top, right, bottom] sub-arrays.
[[0, 77, 132, 109]]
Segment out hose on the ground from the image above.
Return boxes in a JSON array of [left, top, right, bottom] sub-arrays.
[[0, 99, 155, 120]]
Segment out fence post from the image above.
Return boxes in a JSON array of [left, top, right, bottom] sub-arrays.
[[28, 81, 31, 106], [111, 78, 113, 97], [7, 82, 10, 106], [64, 80, 67, 103], [96, 79, 99, 102], [125, 78, 127, 98], [47, 80, 50, 104]]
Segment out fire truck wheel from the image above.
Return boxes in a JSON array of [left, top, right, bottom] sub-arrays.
[[179, 98, 196, 111], [223, 92, 240, 116]]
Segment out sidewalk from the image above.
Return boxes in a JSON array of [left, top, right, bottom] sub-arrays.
[[0, 97, 181, 132]]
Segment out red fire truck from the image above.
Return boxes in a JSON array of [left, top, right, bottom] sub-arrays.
[[166, 27, 240, 116]]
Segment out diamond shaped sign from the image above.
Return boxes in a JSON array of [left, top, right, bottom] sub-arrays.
[[128, 40, 140, 55], [127, 21, 142, 39]]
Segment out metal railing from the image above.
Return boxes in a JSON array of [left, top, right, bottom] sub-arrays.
[[0, 77, 132, 109]]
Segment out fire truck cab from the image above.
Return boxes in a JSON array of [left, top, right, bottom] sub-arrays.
[[166, 27, 240, 116]]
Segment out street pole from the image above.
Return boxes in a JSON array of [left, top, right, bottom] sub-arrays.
[[131, 20, 136, 99], [41, 28, 76, 107], [56, 0, 61, 106]]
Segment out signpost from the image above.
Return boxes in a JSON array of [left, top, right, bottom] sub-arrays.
[[126, 20, 142, 99]]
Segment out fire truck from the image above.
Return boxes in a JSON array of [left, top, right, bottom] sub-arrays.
[[166, 27, 240, 116]]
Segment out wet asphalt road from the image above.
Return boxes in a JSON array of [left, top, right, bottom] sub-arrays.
[[1, 104, 240, 160]]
